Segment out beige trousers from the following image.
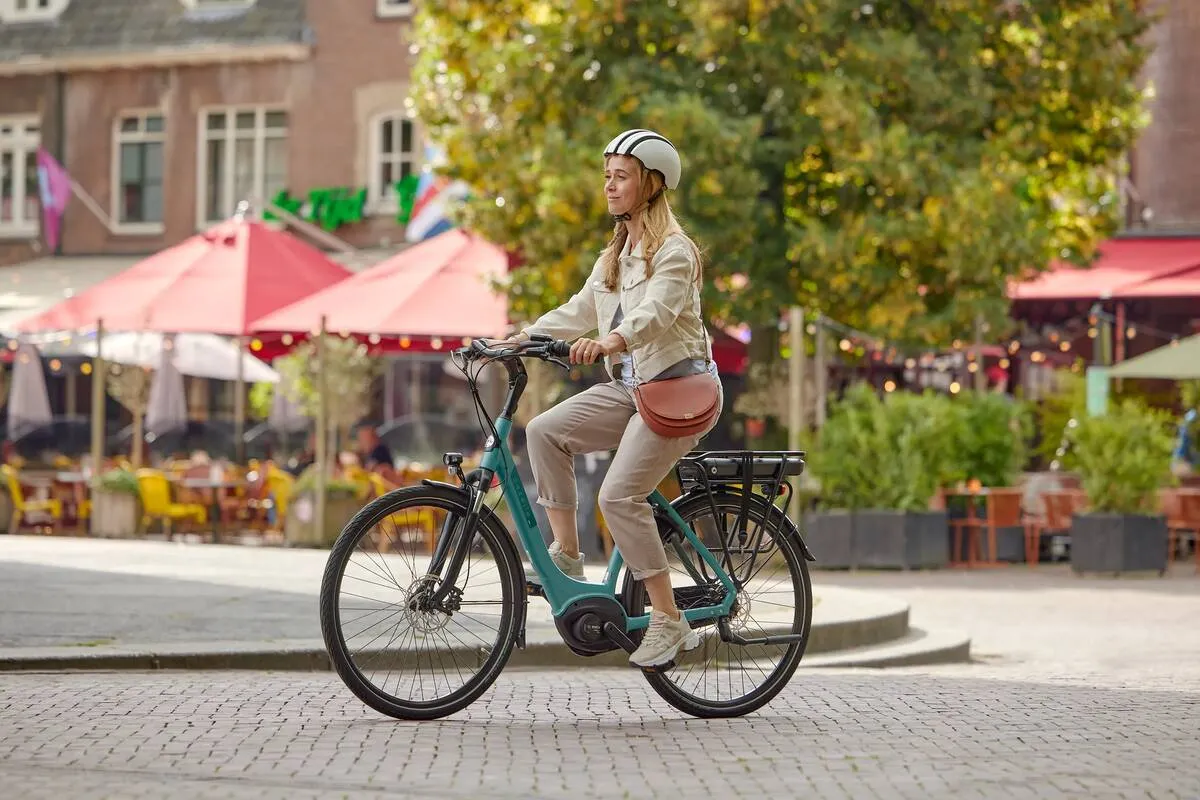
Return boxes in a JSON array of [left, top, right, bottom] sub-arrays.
[[525, 378, 722, 579]]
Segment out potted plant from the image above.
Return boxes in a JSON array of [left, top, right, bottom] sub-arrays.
[[807, 385, 956, 569], [90, 469, 142, 537], [1065, 400, 1175, 575], [283, 466, 362, 547], [946, 392, 1033, 561]]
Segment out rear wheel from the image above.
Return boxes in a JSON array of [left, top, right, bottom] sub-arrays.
[[621, 491, 813, 718], [319, 484, 524, 720]]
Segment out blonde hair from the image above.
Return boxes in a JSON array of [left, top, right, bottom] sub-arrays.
[[600, 156, 702, 290]]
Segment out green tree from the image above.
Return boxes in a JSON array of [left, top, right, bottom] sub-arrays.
[[273, 335, 380, 454], [412, 0, 1148, 346]]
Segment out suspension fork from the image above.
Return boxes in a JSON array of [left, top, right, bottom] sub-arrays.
[[425, 469, 493, 606]]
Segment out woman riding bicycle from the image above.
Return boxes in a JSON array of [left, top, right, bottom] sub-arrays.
[[507, 129, 722, 669]]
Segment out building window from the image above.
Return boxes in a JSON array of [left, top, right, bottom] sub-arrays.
[[369, 113, 418, 211], [376, 0, 414, 18], [0, 117, 40, 238], [113, 112, 165, 231], [199, 107, 287, 224], [5, 0, 64, 23]]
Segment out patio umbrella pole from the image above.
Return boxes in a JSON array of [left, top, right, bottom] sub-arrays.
[[315, 316, 328, 544], [234, 335, 246, 463], [89, 320, 106, 494], [787, 307, 805, 526]]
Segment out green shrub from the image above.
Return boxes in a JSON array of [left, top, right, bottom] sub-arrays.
[[808, 384, 961, 512], [951, 392, 1032, 488], [1066, 400, 1176, 514], [98, 469, 139, 496], [292, 466, 361, 500]]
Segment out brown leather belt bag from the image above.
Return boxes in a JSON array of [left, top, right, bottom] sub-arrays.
[[633, 372, 720, 438]]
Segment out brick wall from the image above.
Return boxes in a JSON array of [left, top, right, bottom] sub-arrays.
[[1132, 0, 1200, 232], [290, 0, 417, 248]]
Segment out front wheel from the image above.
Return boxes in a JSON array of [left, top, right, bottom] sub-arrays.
[[622, 491, 813, 718], [319, 484, 524, 720]]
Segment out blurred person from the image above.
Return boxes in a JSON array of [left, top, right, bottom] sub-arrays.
[[356, 423, 394, 470]]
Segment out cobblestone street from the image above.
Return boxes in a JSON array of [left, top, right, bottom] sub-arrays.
[[2, 668, 1198, 799]]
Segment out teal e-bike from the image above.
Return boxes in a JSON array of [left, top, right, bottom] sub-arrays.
[[319, 336, 814, 720]]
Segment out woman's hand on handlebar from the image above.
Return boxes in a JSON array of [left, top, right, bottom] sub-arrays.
[[570, 333, 626, 365]]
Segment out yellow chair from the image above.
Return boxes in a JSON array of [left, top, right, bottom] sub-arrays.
[[134, 469, 207, 535], [1, 465, 63, 533], [264, 465, 295, 525]]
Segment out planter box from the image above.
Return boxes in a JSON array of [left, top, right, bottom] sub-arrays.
[[992, 525, 1027, 563], [90, 490, 140, 538], [285, 493, 361, 548], [803, 510, 855, 569], [0, 490, 11, 534], [1069, 512, 1168, 575], [855, 510, 949, 570]]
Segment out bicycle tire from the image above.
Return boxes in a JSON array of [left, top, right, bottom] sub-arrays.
[[319, 484, 525, 721], [621, 491, 813, 719]]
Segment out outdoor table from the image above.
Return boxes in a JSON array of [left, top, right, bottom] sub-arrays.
[[176, 477, 246, 538]]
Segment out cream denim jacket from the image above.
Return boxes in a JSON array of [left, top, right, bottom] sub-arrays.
[[521, 233, 711, 382]]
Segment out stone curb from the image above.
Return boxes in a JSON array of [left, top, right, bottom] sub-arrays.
[[0, 602, 929, 672]]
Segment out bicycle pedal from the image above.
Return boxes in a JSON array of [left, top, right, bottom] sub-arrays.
[[639, 660, 676, 674], [525, 581, 545, 598]]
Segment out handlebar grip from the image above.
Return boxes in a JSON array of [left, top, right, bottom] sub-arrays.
[[548, 340, 572, 358]]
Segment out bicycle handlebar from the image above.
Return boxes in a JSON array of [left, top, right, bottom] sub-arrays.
[[458, 335, 572, 368]]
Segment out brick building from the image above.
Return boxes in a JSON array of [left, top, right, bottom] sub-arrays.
[[1128, 0, 1200, 232], [0, 0, 421, 281]]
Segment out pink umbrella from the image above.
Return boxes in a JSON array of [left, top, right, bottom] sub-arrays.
[[251, 229, 509, 338]]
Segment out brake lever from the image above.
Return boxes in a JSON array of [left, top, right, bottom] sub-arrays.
[[546, 355, 571, 371]]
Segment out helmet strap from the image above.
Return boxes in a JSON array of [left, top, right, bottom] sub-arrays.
[[609, 187, 665, 225]]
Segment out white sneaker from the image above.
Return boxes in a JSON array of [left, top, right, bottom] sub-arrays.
[[629, 610, 700, 668], [548, 541, 585, 579]]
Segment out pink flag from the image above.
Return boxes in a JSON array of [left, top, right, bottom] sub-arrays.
[[36, 147, 72, 252]]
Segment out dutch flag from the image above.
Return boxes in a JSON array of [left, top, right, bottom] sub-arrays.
[[405, 144, 470, 243]]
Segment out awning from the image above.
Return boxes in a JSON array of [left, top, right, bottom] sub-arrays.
[[0, 256, 140, 333], [15, 218, 353, 335], [1108, 334, 1200, 380], [1010, 237, 1200, 301], [1116, 265, 1200, 298]]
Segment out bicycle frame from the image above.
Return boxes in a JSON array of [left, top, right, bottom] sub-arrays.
[[478, 416, 738, 632]]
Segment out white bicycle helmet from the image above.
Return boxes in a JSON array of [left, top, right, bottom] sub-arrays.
[[603, 129, 681, 190]]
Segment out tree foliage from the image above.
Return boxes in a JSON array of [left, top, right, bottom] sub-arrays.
[[412, 0, 1148, 345], [273, 335, 381, 444]]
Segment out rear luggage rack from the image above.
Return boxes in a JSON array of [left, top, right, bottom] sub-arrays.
[[673, 451, 807, 569]]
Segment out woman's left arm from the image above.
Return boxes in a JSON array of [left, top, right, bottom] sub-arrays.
[[610, 243, 695, 350]]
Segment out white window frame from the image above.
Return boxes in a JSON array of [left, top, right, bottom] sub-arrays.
[[111, 109, 167, 235], [179, 0, 256, 11], [0, 115, 41, 240], [1, 0, 66, 24], [376, 0, 414, 19], [196, 105, 288, 227], [368, 112, 420, 214]]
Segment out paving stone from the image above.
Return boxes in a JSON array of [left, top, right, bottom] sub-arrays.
[[0, 670, 1198, 799]]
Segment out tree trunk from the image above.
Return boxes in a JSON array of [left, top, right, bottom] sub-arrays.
[[746, 322, 780, 447]]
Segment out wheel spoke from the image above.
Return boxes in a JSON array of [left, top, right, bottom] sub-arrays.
[[320, 487, 521, 720], [625, 495, 812, 718]]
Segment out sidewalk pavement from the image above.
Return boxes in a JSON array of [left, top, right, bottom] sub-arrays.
[[0, 535, 905, 671]]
